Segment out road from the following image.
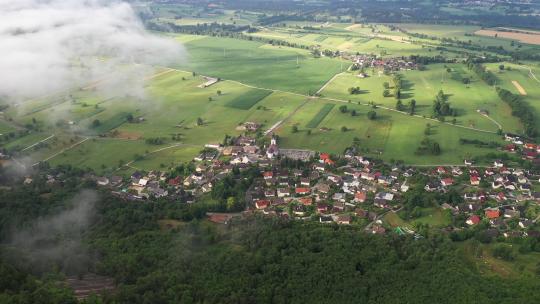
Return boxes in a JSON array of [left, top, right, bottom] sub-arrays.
[[519, 65, 540, 84], [22, 134, 55, 152], [33, 137, 90, 166]]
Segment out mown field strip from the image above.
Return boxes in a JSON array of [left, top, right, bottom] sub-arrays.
[[306, 104, 335, 128]]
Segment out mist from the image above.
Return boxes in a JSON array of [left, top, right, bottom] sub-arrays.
[[0, 0, 185, 102], [2, 189, 100, 275]]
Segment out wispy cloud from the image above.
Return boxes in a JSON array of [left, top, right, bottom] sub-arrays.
[[0, 0, 184, 101]]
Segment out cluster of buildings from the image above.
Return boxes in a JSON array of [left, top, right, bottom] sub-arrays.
[[503, 133, 540, 163], [351, 54, 418, 72], [20, 133, 540, 239]]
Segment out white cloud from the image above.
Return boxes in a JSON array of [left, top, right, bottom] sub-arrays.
[[0, 0, 185, 101]]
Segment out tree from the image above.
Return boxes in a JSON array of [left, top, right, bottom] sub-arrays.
[[367, 111, 377, 120], [383, 89, 390, 97], [126, 113, 134, 123], [383, 82, 390, 89], [292, 125, 299, 133], [462, 77, 470, 84], [227, 197, 236, 210], [92, 119, 101, 128], [348, 87, 361, 95], [499, 64, 505, 71], [197, 117, 204, 126], [339, 105, 348, 113], [350, 110, 357, 116], [341, 126, 348, 132], [306, 130, 312, 135], [396, 99, 403, 111], [217, 90, 222, 95]]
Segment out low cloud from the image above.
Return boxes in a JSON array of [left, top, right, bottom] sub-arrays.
[[3, 190, 99, 275], [0, 0, 185, 102]]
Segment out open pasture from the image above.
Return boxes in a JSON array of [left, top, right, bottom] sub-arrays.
[[277, 98, 505, 164], [483, 62, 540, 132], [226, 89, 272, 110], [176, 35, 342, 94]]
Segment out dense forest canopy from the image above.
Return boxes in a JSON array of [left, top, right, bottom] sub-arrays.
[[1, 170, 540, 303]]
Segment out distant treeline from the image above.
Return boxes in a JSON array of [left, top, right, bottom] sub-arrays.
[[459, 138, 500, 149], [496, 87, 537, 138], [146, 21, 313, 50]]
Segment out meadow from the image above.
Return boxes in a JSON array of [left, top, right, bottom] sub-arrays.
[[176, 35, 343, 94]]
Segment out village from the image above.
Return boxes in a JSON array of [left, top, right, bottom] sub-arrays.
[[22, 124, 540, 240]]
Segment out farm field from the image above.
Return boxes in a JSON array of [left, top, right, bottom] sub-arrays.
[[176, 35, 343, 94], [3, 22, 538, 172], [277, 98, 505, 164], [321, 64, 521, 133], [475, 29, 540, 46], [483, 62, 540, 132]]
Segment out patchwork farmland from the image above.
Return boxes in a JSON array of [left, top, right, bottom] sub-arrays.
[[3, 19, 540, 173]]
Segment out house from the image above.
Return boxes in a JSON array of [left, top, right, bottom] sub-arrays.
[[336, 215, 351, 225], [485, 208, 500, 219], [464, 159, 474, 166], [295, 187, 311, 196], [255, 200, 270, 209], [519, 219, 533, 229], [208, 213, 234, 224], [504, 209, 520, 218], [370, 225, 386, 234], [493, 160, 504, 168], [263, 171, 274, 180], [96, 177, 109, 186], [466, 215, 481, 226], [138, 178, 148, 187], [314, 182, 330, 194], [400, 183, 410, 193], [355, 208, 368, 218], [317, 203, 329, 213], [332, 193, 346, 202], [299, 197, 313, 206], [293, 205, 306, 216], [451, 167, 463, 176], [319, 215, 333, 224], [424, 183, 439, 192], [264, 190, 275, 198], [319, 153, 331, 163], [277, 188, 290, 198], [375, 192, 394, 201], [441, 178, 454, 187], [354, 191, 367, 203], [300, 177, 311, 186], [436, 166, 447, 174], [470, 175, 480, 186], [333, 202, 345, 212]]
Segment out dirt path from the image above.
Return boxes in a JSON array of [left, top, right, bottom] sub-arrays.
[[21, 134, 55, 152], [479, 113, 502, 130], [518, 65, 540, 84], [33, 137, 90, 166]]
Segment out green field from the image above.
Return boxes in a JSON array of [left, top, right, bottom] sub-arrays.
[[176, 35, 343, 94], [226, 89, 272, 110], [306, 103, 335, 128], [4, 20, 537, 171]]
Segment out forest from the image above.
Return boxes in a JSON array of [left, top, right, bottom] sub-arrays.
[[1, 167, 540, 303]]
